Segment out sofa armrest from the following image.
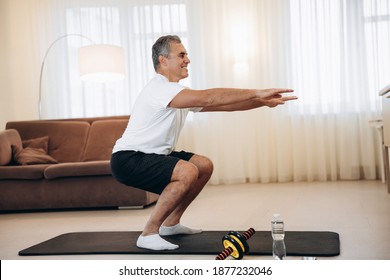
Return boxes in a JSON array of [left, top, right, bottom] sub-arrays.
[[44, 160, 112, 179], [0, 129, 22, 166]]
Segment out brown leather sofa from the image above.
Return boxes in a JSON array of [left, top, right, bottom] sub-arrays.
[[0, 116, 159, 212]]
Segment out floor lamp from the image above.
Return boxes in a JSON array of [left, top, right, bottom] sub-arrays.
[[38, 34, 125, 119]]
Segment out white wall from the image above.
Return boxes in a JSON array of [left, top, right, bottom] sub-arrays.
[[0, 0, 40, 130], [0, 0, 12, 130]]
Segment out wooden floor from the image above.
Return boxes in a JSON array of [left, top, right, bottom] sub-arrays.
[[1, 180, 389, 260]]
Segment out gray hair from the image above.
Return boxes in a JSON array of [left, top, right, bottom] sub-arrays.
[[152, 35, 182, 71]]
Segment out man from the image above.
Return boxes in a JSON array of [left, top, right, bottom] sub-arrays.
[[111, 35, 297, 251]]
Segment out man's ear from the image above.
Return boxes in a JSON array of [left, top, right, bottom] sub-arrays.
[[159, 55, 168, 68]]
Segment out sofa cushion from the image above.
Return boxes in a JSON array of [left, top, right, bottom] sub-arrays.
[[82, 119, 128, 161], [22, 136, 49, 152], [12, 145, 58, 165], [6, 121, 90, 163], [0, 164, 49, 179], [44, 160, 111, 179], [0, 129, 22, 166]]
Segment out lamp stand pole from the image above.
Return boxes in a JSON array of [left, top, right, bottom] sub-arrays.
[[38, 34, 95, 119]]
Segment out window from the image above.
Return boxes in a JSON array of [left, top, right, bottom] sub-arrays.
[[43, 1, 190, 119], [288, 0, 388, 114], [363, 0, 390, 95]]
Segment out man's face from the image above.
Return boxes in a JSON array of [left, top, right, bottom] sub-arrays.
[[162, 42, 190, 82]]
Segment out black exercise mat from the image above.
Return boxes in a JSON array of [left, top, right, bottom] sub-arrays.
[[19, 231, 340, 257]]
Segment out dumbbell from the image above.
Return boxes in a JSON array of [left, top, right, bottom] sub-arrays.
[[215, 228, 256, 260]]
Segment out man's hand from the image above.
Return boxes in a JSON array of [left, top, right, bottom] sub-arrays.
[[256, 88, 298, 108]]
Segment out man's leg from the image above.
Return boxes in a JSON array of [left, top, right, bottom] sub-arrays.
[[137, 159, 200, 250], [160, 154, 213, 231], [137, 155, 213, 250]]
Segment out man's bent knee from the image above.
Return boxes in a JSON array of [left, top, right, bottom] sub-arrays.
[[171, 160, 199, 186], [190, 155, 214, 178]]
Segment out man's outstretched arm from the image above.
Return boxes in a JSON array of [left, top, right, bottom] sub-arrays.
[[168, 88, 297, 111], [200, 94, 298, 112]]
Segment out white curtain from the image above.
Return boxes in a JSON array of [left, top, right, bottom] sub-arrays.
[[33, 0, 390, 184], [180, 0, 389, 184]]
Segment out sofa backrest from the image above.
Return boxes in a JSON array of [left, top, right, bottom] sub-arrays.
[[82, 119, 128, 161], [58, 115, 130, 124], [6, 121, 90, 163]]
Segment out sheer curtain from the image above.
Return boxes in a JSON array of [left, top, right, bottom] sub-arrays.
[[180, 0, 389, 184], [33, 0, 390, 184]]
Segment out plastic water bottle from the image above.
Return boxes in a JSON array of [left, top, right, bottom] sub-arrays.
[[271, 213, 286, 260]]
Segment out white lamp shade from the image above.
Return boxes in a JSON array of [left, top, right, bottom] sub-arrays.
[[78, 44, 125, 82]]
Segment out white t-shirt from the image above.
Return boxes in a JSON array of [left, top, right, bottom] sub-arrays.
[[113, 74, 201, 155]]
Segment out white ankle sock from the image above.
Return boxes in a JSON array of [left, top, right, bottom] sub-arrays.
[[136, 234, 179, 250], [159, 224, 202, 236]]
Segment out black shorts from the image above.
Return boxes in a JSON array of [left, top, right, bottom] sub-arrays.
[[110, 150, 194, 194]]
